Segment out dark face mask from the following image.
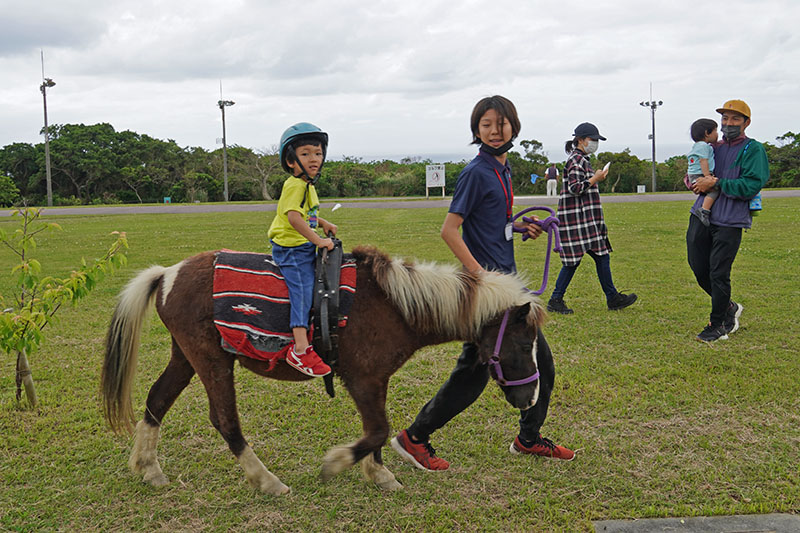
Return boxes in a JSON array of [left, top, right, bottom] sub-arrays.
[[481, 140, 514, 157], [721, 124, 741, 140]]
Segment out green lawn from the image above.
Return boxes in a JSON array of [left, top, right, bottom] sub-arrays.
[[1, 198, 798, 532]]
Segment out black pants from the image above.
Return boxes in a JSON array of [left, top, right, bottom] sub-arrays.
[[408, 329, 555, 442], [686, 216, 742, 326]]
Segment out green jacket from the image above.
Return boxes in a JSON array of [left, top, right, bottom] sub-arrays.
[[719, 139, 769, 199], [697, 136, 770, 228]]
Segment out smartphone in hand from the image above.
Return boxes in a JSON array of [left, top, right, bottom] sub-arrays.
[[602, 162, 611, 172]]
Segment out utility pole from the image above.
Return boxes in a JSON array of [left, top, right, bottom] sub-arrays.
[[218, 82, 235, 202], [639, 83, 663, 193], [40, 51, 56, 207]]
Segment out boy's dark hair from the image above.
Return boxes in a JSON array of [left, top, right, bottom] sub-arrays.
[[690, 119, 718, 142], [284, 133, 328, 166], [470, 95, 521, 145]]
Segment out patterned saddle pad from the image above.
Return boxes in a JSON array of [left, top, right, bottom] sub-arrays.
[[212, 250, 356, 363]]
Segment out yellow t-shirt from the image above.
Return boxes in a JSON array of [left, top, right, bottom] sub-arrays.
[[268, 176, 320, 247]]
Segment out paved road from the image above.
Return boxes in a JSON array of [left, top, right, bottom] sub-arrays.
[[3, 190, 798, 217], [595, 512, 800, 533]]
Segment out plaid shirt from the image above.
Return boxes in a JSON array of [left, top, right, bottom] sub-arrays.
[[557, 149, 612, 266]]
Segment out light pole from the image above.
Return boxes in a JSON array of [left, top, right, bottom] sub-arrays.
[[40, 76, 56, 207], [218, 99, 235, 201], [639, 93, 663, 193]]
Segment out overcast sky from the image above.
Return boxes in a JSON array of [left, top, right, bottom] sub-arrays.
[[2, 0, 798, 163]]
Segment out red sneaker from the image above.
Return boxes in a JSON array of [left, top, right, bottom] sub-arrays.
[[286, 344, 331, 377], [509, 435, 575, 461], [390, 430, 450, 471]]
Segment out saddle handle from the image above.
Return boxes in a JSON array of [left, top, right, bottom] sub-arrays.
[[320, 230, 339, 265]]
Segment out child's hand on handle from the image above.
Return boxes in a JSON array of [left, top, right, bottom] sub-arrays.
[[317, 237, 335, 251]]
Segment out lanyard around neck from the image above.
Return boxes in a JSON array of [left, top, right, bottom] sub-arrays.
[[493, 168, 513, 220]]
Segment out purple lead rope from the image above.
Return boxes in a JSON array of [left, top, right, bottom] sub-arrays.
[[487, 206, 557, 387], [511, 206, 562, 295]]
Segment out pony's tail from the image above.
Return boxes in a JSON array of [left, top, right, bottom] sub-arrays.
[[101, 265, 167, 434]]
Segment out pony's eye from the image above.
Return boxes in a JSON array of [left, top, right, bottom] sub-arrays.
[[517, 342, 533, 352]]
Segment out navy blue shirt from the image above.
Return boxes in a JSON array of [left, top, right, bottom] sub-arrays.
[[449, 149, 516, 274]]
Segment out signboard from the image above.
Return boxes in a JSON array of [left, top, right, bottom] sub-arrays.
[[426, 164, 445, 198], [426, 164, 445, 187]]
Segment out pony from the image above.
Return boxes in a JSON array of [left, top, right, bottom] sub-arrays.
[[101, 245, 548, 494]]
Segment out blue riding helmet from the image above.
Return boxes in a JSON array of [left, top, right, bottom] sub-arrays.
[[279, 122, 329, 175]]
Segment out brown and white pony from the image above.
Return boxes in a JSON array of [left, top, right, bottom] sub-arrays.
[[102, 246, 546, 494]]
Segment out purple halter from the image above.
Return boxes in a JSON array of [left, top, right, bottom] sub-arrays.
[[487, 310, 540, 387]]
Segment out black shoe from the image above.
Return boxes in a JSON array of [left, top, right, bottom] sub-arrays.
[[547, 298, 574, 314], [724, 301, 743, 334], [696, 323, 729, 343], [607, 292, 638, 311]]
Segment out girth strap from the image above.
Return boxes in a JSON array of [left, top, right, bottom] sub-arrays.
[[313, 236, 343, 397]]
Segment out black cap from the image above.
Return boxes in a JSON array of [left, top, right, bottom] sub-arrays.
[[573, 122, 606, 141]]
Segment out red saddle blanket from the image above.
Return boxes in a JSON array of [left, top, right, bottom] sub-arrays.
[[212, 249, 356, 364]]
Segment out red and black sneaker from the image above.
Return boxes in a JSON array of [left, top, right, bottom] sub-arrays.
[[509, 434, 575, 461], [390, 429, 450, 471], [286, 344, 331, 377]]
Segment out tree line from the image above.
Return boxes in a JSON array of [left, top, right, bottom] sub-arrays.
[[1, 123, 797, 207]]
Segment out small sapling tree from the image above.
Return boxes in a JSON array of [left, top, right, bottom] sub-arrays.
[[0, 207, 128, 407]]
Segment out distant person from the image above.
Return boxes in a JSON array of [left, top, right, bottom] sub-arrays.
[[546, 163, 559, 197], [688, 100, 769, 343], [687, 119, 720, 227], [547, 122, 637, 315], [391, 95, 574, 472], [268, 122, 337, 376]]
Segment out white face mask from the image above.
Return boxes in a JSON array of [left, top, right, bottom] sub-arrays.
[[584, 140, 599, 154]]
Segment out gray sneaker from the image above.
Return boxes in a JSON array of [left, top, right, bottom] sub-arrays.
[[691, 205, 711, 227], [724, 301, 743, 334]]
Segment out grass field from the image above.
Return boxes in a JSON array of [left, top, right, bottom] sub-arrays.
[[1, 198, 798, 532]]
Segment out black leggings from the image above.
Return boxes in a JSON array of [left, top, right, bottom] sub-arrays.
[[408, 329, 555, 442]]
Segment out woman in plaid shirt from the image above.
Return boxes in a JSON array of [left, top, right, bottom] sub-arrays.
[[546, 122, 637, 314]]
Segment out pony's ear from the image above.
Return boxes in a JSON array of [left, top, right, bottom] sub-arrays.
[[513, 302, 532, 323]]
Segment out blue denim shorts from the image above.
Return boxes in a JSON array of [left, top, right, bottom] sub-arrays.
[[270, 241, 317, 329]]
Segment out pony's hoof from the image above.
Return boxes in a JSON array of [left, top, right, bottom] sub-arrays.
[[263, 481, 290, 496], [247, 474, 290, 495], [320, 464, 336, 482], [375, 478, 403, 491], [144, 472, 169, 487], [249, 476, 290, 495], [321, 446, 354, 481]]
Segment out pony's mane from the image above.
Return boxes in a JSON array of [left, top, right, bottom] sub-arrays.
[[351, 246, 544, 339]]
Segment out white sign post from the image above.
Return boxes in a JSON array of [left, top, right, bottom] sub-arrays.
[[426, 164, 445, 198]]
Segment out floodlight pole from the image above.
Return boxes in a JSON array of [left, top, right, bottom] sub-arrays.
[[639, 87, 662, 193], [218, 99, 235, 201], [40, 52, 56, 207]]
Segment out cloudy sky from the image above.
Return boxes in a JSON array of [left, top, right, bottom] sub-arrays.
[[2, 0, 798, 163]]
